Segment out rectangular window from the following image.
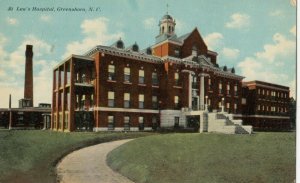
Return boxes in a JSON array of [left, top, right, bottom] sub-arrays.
[[90, 94, 94, 108], [108, 115, 114, 130], [174, 73, 179, 85], [139, 94, 144, 108], [152, 96, 158, 109], [139, 116, 144, 130], [152, 116, 158, 130], [227, 84, 230, 95], [208, 99, 211, 106], [218, 101, 222, 109], [124, 116, 130, 130], [108, 91, 115, 107], [234, 103, 237, 113], [174, 96, 179, 109], [139, 70, 145, 84], [258, 89, 260, 95], [124, 93, 130, 108], [108, 65, 115, 80], [124, 67, 130, 82], [226, 102, 230, 109], [81, 95, 85, 110], [208, 78, 212, 91], [262, 89, 265, 95], [219, 82, 223, 94], [234, 85, 238, 96], [152, 72, 158, 85], [267, 90, 269, 96], [258, 105, 260, 111], [174, 50, 180, 57], [242, 98, 246, 104]]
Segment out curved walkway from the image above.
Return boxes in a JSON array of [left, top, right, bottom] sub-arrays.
[[56, 139, 134, 183]]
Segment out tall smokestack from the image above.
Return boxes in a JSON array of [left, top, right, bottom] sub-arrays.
[[9, 94, 11, 109], [24, 45, 33, 107]]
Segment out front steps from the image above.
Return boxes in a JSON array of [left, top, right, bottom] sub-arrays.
[[207, 112, 252, 134]]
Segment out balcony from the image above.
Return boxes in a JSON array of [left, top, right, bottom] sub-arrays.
[[75, 106, 94, 111], [75, 78, 95, 87]]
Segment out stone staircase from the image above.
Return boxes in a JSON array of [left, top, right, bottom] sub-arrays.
[[207, 112, 252, 134]]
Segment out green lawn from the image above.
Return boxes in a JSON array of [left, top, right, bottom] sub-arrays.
[[0, 130, 153, 183], [107, 132, 296, 183]]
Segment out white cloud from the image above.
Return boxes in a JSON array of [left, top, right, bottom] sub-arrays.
[[255, 33, 295, 63], [221, 47, 240, 59], [175, 19, 188, 34], [290, 0, 296, 7], [6, 17, 18, 25], [143, 17, 156, 29], [40, 15, 52, 22], [0, 68, 7, 78], [63, 17, 124, 58], [203, 32, 224, 50], [238, 32, 296, 98], [225, 13, 250, 29], [0, 33, 8, 61], [290, 25, 296, 36], [0, 34, 56, 107], [269, 10, 283, 17]]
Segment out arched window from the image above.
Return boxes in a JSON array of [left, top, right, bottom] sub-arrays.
[[162, 26, 165, 34], [168, 26, 171, 33], [192, 45, 197, 56]]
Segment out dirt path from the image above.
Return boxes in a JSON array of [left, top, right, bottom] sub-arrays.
[[56, 139, 134, 183]]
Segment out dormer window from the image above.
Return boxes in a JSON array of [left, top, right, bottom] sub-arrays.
[[174, 49, 180, 57], [146, 47, 152, 55], [132, 43, 139, 52], [116, 40, 124, 49]]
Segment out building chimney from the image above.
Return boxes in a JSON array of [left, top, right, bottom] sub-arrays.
[[24, 45, 33, 107], [9, 94, 11, 109]]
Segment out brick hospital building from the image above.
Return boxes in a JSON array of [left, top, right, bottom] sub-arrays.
[[51, 13, 290, 133]]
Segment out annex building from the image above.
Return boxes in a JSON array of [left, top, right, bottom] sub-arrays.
[[0, 45, 51, 129], [51, 13, 290, 133]]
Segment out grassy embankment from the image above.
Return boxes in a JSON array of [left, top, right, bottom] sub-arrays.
[[0, 130, 154, 183], [107, 132, 296, 183]]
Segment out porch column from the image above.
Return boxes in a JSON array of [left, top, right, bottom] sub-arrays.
[[205, 96, 208, 112], [188, 73, 192, 109], [221, 97, 225, 113], [182, 70, 194, 110], [199, 74, 205, 110]]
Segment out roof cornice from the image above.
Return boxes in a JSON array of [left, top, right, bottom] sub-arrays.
[[84, 45, 163, 64]]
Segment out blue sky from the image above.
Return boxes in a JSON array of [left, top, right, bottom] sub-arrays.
[[0, 0, 296, 107]]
